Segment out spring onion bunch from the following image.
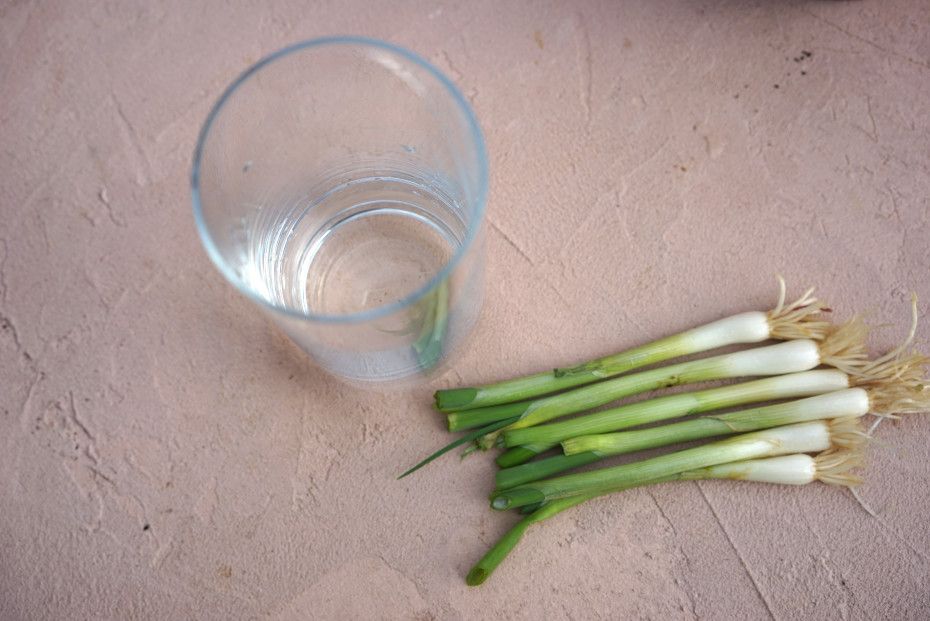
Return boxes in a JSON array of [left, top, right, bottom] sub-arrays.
[[479, 310, 872, 463], [402, 281, 845, 477], [493, 343, 927, 488], [401, 282, 930, 586]]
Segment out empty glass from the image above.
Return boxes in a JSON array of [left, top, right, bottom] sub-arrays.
[[191, 37, 488, 389]]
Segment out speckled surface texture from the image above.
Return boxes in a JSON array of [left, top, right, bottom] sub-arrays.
[[2, 1, 929, 619]]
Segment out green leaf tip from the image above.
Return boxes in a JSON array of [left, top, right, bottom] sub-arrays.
[[494, 446, 543, 468], [465, 568, 488, 586], [489, 487, 546, 511], [434, 387, 479, 411], [396, 415, 521, 480]]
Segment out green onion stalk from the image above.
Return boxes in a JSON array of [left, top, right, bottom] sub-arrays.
[[490, 418, 869, 511], [451, 338, 826, 434], [502, 338, 912, 451], [510, 379, 928, 489], [478, 314, 872, 464], [422, 339, 835, 476], [412, 278, 449, 374], [467, 446, 865, 586], [453, 294, 925, 586], [500, 368, 850, 450], [400, 311, 870, 479], [495, 384, 867, 489], [436, 278, 831, 412], [494, 346, 929, 486]]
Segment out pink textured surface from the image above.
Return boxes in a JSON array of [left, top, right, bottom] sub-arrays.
[[2, 1, 929, 619]]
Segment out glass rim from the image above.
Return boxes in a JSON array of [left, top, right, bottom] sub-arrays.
[[190, 36, 488, 326]]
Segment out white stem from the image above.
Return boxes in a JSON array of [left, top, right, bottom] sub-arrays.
[[732, 369, 850, 400], [720, 421, 833, 461], [680, 311, 772, 351], [720, 339, 822, 377], [685, 454, 818, 485], [788, 388, 870, 420]]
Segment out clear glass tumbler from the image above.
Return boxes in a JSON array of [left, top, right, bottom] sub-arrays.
[[191, 37, 488, 389]]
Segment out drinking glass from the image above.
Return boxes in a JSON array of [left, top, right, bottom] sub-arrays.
[[191, 37, 488, 389]]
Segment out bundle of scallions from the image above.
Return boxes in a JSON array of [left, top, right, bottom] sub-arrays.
[[400, 280, 930, 586]]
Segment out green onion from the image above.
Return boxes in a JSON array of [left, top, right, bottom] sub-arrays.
[[464, 491, 607, 586], [501, 368, 851, 449], [679, 451, 865, 486], [502, 328, 924, 453], [436, 279, 830, 412], [478, 315, 872, 465], [497, 360, 930, 490], [469, 447, 864, 585], [466, 476, 684, 586], [562, 387, 873, 456], [432, 292, 928, 587], [472, 310, 869, 437], [457, 338, 824, 440], [490, 418, 867, 511], [496, 386, 868, 489]]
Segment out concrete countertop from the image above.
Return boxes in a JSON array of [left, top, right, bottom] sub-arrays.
[[2, 1, 928, 619]]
